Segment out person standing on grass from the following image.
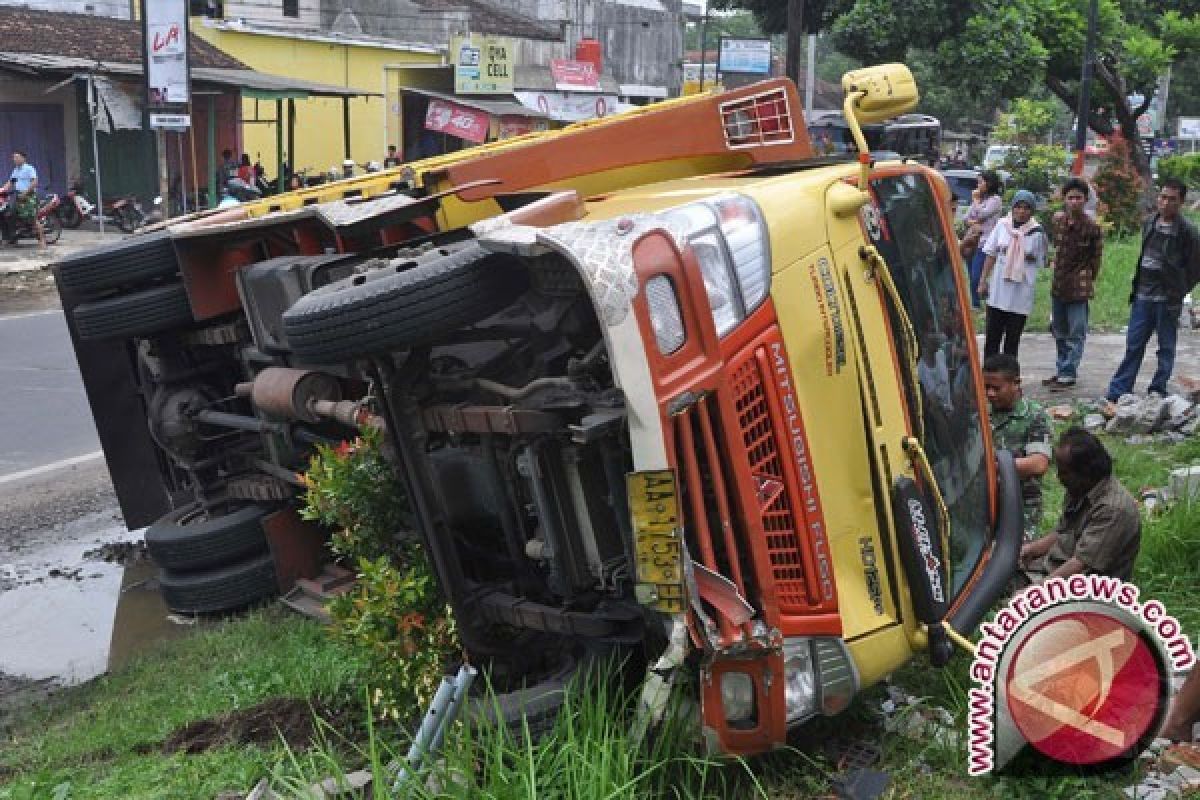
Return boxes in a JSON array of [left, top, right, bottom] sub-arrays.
[[964, 170, 1005, 308], [1043, 177, 1105, 390], [1104, 178, 1200, 403], [978, 190, 1048, 358], [983, 354, 1052, 541]]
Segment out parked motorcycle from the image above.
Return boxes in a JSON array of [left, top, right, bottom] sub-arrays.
[[54, 182, 146, 233], [57, 180, 94, 229], [0, 184, 63, 246]]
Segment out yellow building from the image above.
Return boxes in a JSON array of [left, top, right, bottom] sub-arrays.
[[191, 20, 444, 175]]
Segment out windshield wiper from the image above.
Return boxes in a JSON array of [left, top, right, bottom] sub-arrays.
[[860, 244, 924, 442]]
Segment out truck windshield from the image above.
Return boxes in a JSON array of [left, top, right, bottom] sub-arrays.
[[868, 172, 992, 594]]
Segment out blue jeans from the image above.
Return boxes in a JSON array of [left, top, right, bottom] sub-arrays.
[[1106, 298, 1182, 400], [969, 249, 987, 308], [1051, 298, 1089, 381]]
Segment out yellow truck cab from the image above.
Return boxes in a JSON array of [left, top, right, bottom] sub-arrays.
[[55, 64, 1020, 756]]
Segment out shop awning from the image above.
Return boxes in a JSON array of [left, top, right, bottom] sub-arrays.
[[0, 52, 380, 99], [399, 86, 546, 119]]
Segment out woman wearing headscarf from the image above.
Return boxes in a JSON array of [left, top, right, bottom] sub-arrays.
[[977, 189, 1048, 357]]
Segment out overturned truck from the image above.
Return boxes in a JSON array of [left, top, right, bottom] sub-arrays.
[[56, 64, 1020, 754]]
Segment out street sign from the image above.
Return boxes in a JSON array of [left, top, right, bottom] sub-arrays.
[[717, 37, 772, 76], [149, 113, 191, 131], [141, 0, 191, 129], [1178, 117, 1200, 140], [452, 35, 514, 95]]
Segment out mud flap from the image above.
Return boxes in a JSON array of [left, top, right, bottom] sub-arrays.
[[890, 476, 949, 626]]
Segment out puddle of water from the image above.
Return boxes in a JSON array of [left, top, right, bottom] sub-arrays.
[[0, 517, 146, 685], [107, 558, 195, 673]]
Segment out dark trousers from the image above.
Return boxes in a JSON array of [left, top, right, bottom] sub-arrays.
[[1051, 299, 1089, 381], [1106, 298, 1181, 400], [984, 306, 1027, 358]]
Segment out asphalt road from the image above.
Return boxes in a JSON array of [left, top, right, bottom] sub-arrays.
[[0, 308, 102, 481]]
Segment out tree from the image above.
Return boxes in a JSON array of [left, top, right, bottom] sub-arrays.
[[826, 0, 1200, 185]]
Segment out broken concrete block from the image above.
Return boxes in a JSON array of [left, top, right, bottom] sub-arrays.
[[1170, 466, 1200, 503], [307, 770, 373, 798], [1183, 416, 1200, 437], [1133, 395, 1170, 434], [1108, 396, 1143, 434], [1164, 395, 1197, 430], [1084, 413, 1107, 432]]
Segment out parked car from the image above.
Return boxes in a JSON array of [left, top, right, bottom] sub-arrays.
[[53, 65, 1019, 757], [940, 167, 979, 224]]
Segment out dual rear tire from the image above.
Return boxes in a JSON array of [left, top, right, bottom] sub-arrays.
[[146, 501, 279, 614]]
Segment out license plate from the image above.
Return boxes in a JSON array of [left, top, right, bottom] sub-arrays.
[[627, 469, 685, 614]]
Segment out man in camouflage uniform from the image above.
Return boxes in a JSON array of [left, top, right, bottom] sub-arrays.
[[982, 354, 1052, 540]]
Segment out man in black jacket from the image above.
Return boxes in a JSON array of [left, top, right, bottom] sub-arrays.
[[1105, 178, 1200, 401]]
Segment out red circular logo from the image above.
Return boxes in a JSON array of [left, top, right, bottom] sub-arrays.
[[1005, 610, 1167, 766]]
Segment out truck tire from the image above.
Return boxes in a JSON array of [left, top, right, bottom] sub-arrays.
[[158, 552, 279, 614], [145, 501, 271, 572], [282, 242, 528, 364], [466, 650, 580, 740], [73, 282, 193, 341], [54, 231, 178, 295]]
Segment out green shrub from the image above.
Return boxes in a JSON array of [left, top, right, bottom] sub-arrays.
[[1002, 143, 1070, 196], [1157, 152, 1200, 189], [1093, 138, 1145, 235], [301, 427, 458, 721]]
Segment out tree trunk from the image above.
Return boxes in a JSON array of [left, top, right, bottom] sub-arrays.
[[1093, 61, 1156, 202], [786, 0, 804, 86]]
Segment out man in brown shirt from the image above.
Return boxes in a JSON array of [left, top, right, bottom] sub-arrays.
[[1019, 428, 1140, 582], [1043, 177, 1104, 389]]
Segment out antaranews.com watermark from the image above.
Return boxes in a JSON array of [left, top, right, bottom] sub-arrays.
[[968, 575, 1195, 775]]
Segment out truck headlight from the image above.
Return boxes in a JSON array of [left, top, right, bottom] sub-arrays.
[[691, 233, 741, 336], [712, 194, 770, 314], [660, 194, 770, 339], [720, 672, 756, 723], [645, 275, 685, 354], [784, 638, 818, 723]]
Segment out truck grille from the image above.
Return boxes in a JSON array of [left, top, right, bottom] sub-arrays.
[[672, 341, 831, 623], [730, 356, 811, 613]]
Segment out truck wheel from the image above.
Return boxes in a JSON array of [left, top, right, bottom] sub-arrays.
[[158, 552, 279, 614], [73, 282, 193, 341], [282, 242, 528, 364], [54, 231, 178, 295], [145, 501, 271, 572]]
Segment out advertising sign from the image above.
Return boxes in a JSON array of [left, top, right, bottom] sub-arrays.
[[1178, 117, 1200, 140], [550, 59, 600, 91], [496, 116, 538, 140], [514, 91, 617, 122], [141, 0, 190, 128], [717, 37, 773, 75], [425, 98, 490, 143], [452, 35, 514, 95]]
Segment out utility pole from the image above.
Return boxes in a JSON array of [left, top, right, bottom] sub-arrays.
[[786, 0, 804, 87], [1074, 0, 1099, 152], [699, 3, 711, 91]]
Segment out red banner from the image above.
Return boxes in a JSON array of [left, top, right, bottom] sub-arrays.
[[497, 116, 535, 139], [425, 98, 490, 143], [550, 59, 599, 90]]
